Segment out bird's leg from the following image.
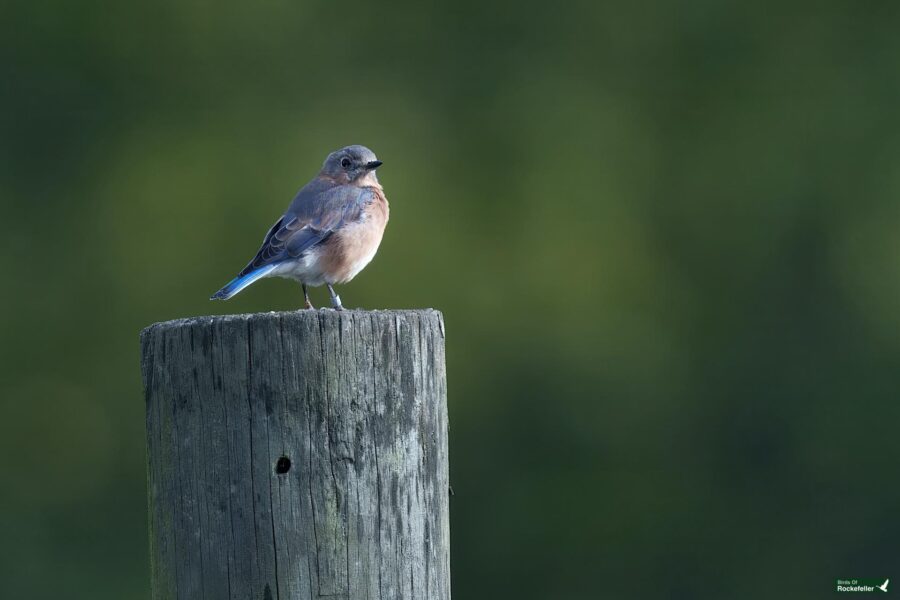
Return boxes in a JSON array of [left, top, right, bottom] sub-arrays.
[[327, 284, 343, 311], [302, 283, 314, 310]]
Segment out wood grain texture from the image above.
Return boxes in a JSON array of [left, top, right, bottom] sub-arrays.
[[140, 310, 449, 600]]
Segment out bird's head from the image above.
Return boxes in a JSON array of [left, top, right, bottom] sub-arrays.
[[321, 145, 383, 185]]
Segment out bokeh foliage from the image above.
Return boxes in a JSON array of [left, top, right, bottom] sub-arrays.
[[2, 1, 900, 598]]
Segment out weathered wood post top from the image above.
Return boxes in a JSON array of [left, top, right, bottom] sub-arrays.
[[140, 309, 449, 600]]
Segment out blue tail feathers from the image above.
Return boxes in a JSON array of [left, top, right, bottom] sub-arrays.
[[210, 265, 277, 300]]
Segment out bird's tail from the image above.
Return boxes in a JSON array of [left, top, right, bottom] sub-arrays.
[[210, 265, 277, 300]]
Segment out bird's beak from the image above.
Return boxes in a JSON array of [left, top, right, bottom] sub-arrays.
[[365, 160, 383, 170]]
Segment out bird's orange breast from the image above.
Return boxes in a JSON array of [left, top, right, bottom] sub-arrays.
[[320, 188, 389, 284]]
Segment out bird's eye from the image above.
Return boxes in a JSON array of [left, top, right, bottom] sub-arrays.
[[340, 157, 352, 169]]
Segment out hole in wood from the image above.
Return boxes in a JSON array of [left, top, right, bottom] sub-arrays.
[[275, 456, 291, 475]]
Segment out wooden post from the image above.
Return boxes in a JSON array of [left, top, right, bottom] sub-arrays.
[[140, 309, 450, 600]]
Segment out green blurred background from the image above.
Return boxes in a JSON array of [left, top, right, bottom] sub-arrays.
[[2, 1, 899, 598]]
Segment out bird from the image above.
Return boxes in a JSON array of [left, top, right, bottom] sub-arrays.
[[211, 145, 388, 310], [878, 580, 889, 593]]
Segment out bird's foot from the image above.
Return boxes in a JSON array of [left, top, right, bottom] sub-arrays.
[[303, 300, 315, 310], [326, 284, 343, 310]]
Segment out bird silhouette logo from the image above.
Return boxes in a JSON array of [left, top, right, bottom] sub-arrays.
[[878, 579, 889, 592]]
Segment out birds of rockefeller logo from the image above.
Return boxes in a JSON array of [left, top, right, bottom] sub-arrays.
[[835, 578, 889, 593]]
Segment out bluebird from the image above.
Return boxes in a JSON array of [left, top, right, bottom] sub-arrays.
[[211, 145, 388, 310]]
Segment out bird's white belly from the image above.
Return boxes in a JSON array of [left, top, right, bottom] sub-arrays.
[[270, 249, 329, 286], [266, 234, 380, 287]]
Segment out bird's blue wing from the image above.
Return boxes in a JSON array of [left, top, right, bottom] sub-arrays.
[[238, 179, 372, 277]]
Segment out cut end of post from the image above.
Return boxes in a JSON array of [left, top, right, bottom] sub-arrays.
[[140, 308, 444, 342]]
